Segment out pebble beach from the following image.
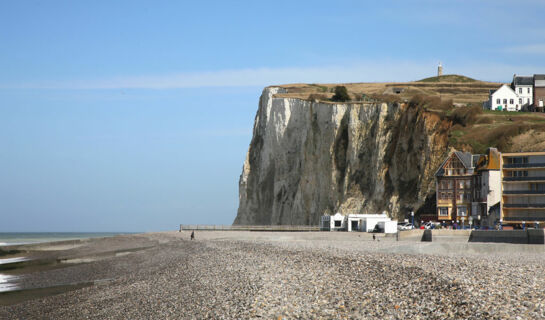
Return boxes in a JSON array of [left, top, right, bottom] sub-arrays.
[[2, 231, 545, 319]]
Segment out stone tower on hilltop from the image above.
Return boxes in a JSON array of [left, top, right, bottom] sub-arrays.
[[438, 62, 443, 77]]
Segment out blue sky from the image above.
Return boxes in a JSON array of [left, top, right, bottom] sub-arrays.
[[1, 0, 545, 232]]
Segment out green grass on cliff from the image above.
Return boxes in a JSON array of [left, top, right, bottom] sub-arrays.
[[418, 74, 477, 83], [277, 76, 545, 153], [410, 94, 545, 153]]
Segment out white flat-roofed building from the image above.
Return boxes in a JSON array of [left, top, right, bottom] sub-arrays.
[[321, 213, 396, 233], [321, 213, 346, 231]]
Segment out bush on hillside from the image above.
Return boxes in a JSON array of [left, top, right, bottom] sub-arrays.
[[408, 94, 452, 111], [485, 123, 531, 151], [475, 116, 493, 124], [308, 93, 328, 101], [449, 106, 483, 127], [331, 86, 350, 102]]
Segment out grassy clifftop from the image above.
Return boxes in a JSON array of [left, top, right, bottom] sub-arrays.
[[273, 75, 502, 104], [417, 74, 477, 83], [271, 76, 545, 154]]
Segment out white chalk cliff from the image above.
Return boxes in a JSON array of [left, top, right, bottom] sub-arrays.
[[234, 87, 450, 225]]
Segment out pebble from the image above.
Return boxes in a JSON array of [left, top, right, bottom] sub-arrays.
[[2, 232, 545, 319]]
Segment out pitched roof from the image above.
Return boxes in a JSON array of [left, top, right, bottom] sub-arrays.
[[535, 74, 545, 81], [455, 151, 474, 169], [513, 76, 533, 86], [435, 151, 475, 177]]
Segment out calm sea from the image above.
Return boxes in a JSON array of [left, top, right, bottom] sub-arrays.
[[0, 232, 134, 246]]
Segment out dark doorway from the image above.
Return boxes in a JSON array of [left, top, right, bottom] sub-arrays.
[[351, 220, 359, 231]]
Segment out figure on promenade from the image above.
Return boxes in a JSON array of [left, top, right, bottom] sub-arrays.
[[191, 231, 195, 240]]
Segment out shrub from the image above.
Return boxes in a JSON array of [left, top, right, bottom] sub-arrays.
[[408, 95, 452, 111], [449, 106, 483, 127], [475, 116, 493, 124], [308, 93, 328, 101], [331, 86, 350, 102]]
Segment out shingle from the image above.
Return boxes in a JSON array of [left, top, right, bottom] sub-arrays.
[[513, 76, 533, 86], [455, 151, 474, 169]]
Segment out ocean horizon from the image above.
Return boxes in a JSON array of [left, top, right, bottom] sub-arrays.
[[0, 232, 136, 246]]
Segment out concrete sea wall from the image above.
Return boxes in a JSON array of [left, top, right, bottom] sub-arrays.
[[398, 229, 545, 244]]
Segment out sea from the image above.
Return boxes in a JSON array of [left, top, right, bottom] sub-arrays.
[[0, 232, 134, 246], [0, 232, 135, 293]]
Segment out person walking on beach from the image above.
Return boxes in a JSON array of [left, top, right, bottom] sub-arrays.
[[190, 231, 195, 240]]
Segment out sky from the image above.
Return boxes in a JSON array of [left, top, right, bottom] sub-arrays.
[[1, 0, 545, 232]]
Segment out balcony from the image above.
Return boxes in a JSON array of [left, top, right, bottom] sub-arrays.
[[503, 163, 545, 169], [503, 190, 545, 195], [503, 177, 545, 182], [503, 203, 545, 208], [504, 216, 545, 222]]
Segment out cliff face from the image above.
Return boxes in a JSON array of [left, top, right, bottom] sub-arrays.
[[234, 87, 451, 225]]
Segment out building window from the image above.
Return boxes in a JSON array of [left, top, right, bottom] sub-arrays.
[[512, 171, 528, 177], [528, 88, 531, 94], [457, 206, 467, 216], [465, 180, 470, 189], [496, 98, 500, 104], [439, 207, 448, 216], [519, 88, 522, 94], [503, 99, 507, 104], [519, 98, 523, 104], [509, 157, 528, 164], [334, 220, 341, 227], [510, 99, 514, 105], [531, 183, 545, 191]]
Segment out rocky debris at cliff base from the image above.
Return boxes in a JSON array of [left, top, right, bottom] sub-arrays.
[[1, 232, 545, 319]]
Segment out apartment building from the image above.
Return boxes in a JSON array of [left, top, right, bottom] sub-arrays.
[[501, 152, 545, 225]]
